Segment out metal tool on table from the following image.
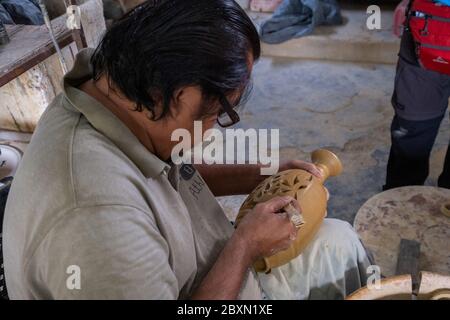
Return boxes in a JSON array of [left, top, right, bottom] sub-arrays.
[[396, 239, 421, 300]]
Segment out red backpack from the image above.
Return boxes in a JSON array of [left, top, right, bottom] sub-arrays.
[[408, 0, 450, 75]]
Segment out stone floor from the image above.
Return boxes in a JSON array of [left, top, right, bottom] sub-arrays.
[[217, 56, 450, 224]]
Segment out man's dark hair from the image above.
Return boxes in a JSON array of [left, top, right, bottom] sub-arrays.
[[91, 0, 260, 120]]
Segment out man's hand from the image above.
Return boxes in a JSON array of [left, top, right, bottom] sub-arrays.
[[279, 160, 323, 179], [191, 196, 299, 300], [234, 196, 299, 260]]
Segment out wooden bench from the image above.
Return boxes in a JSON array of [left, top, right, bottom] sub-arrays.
[[0, 0, 105, 133]]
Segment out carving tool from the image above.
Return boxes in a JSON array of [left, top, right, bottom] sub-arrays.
[[283, 202, 305, 229]]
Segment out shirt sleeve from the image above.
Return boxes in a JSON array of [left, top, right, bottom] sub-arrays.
[[26, 205, 179, 299]]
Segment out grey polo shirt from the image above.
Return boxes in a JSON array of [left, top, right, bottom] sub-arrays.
[[2, 49, 261, 300]]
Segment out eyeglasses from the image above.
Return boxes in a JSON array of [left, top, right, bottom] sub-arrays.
[[216, 80, 253, 128], [217, 95, 241, 128]]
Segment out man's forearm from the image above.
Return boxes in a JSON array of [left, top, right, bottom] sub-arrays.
[[191, 233, 256, 300], [195, 160, 322, 197], [195, 164, 266, 196]]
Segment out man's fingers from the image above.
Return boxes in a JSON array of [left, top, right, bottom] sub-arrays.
[[324, 187, 330, 201], [306, 164, 323, 179], [264, 196, 296, 212], [291, 160, 323, 179], [289, 231, 297, 241]]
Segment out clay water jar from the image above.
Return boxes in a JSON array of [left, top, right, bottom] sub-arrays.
[[235, 149, 343, 273]]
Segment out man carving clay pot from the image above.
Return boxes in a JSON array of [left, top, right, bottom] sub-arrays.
[[3, 0, 370, 300]]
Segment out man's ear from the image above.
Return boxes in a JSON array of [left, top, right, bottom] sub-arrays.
[[169, 87, 185, 118], [169, 86, 203, 119]]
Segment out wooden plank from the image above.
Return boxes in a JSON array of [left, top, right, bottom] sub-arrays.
[[0, 0, 105, 88], [0, 0, 104, 132], [0, 43, 77, 132], [78, 0, 106, 48], [0, 15, 72, 88]]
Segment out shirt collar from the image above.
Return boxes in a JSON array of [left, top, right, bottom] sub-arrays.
[[62, 48, 171, 179]]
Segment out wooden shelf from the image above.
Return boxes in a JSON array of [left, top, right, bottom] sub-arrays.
[[0, 15, 73, 88]]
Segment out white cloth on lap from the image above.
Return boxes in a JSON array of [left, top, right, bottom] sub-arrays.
[[258, 218, 371, 300]]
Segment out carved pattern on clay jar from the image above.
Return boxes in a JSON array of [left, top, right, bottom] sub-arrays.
[[235, 149, 343, 273]]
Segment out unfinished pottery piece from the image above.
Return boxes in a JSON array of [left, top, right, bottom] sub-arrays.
[[235, 149, 343, 273], [346, 271, 450, 300]]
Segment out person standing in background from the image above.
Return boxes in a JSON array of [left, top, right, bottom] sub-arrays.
[[384, 0, 450, 190]]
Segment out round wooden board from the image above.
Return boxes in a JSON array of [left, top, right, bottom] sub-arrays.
[[354, 186, 450, 277]]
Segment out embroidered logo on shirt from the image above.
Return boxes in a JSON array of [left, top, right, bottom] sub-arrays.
[[189, 176, 205, 200], [180, 164, 196, 181]]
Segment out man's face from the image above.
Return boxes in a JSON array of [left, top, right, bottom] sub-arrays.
[[171, 57, 254, 145], [157, 56, 255, 161]]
